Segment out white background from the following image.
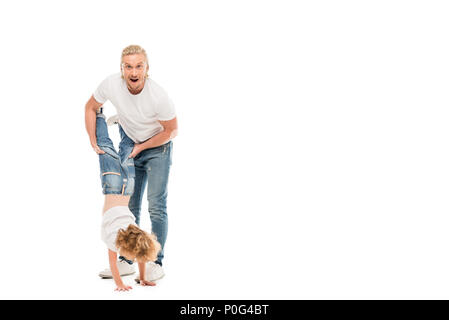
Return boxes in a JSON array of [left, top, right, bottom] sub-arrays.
[[0, 0, 448, 299]]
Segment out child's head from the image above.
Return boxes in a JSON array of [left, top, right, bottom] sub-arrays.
[[116, 224, 161, 263]]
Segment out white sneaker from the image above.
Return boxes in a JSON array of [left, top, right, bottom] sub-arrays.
[[135, 262, 165, 283], [107, 114, 119, 126], [98, 260, 136, 279]]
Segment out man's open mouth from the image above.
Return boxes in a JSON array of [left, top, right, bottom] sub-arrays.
[[130, 78, 139, 83]]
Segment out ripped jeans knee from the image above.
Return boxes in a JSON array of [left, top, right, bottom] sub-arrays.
[[99, 147, 135, 196]]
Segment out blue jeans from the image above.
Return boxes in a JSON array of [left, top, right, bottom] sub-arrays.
[[96, 114, 135, 195], [128, 140, 173, 266]]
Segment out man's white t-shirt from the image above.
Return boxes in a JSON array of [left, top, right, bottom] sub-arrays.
[[101, 206, 137, 252], [93, 73, 176, 143]]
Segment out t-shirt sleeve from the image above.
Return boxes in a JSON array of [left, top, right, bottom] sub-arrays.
[[101, 222, 118, 252], [156, 91, 176, 121], [93, 77, 110, 104]]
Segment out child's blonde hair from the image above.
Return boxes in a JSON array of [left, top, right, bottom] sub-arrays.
[[116, 224, 161, 263]]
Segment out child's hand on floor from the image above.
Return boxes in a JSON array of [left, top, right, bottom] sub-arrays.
[[139, 280, 156, 286], [115, 284, 133, 292]]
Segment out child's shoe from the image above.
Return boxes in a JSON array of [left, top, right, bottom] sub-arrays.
[[107, 114, 119, 126]]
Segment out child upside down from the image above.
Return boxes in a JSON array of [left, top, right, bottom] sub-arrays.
[[95, 111, 161, 291]]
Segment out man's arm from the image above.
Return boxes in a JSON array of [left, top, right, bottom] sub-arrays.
[[108, 249, 132, 291], [129, 117, 178, 158], [84, 95, 105, 154]]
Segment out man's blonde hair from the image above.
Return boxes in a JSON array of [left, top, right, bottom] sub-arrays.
[[120, 44, 149, 79]]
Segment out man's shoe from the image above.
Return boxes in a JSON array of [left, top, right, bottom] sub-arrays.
[[135, 262, 165, 283], [107, 114, 119, 126], [99, 260, 136, 279]]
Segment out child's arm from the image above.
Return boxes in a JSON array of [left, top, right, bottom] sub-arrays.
[[138, 261, 156, 286], [108, 249, 132, 291], [138, 261, 146, 282]]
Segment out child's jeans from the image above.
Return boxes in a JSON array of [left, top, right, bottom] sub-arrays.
[[96, 112, 135, 195]]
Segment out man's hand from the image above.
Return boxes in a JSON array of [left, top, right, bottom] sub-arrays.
[[126, 117, 178, 157], [92, 144, 105, 155], [129, 143, 143, 158], [115, 283, 133, 292]]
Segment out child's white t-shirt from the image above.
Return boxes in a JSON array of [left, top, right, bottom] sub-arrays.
[[93, 73, 176, 143], [101, 206, 137, 252]]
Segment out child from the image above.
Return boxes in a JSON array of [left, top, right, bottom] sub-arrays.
[[95, 110, 161, 291]]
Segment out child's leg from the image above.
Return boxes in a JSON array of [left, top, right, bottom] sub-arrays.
[[95, 113, 115, 151], [96, 114, 125, 196], [96, 113, 135, 213]]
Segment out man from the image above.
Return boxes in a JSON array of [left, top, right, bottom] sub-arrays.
[[85, 44, 178, 281]]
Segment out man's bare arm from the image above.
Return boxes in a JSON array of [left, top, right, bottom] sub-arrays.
[[84, 95, 105, 154], [129, 117, 178, 158]]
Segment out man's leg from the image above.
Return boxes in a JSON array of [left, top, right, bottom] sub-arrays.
[[128, 166, 147, 226], [118, 125, 136, 197], [144, 141, 172, 266], [127, 141, 172, 282]]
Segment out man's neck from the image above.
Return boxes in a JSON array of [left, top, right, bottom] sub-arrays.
[[127, 86, 144, 95]]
